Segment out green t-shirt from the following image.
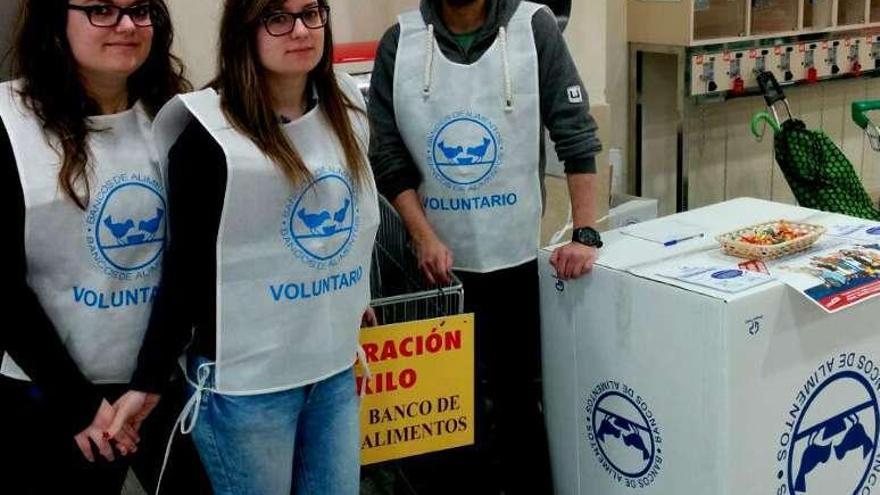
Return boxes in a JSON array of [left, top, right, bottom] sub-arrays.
[[453, 30, 480, 52]]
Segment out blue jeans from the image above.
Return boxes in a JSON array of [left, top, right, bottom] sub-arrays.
[[185, 356, 360, 495]]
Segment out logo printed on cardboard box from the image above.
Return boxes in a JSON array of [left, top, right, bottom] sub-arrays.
[[775, 353, 880, 495], [585, 381, 663, 489]]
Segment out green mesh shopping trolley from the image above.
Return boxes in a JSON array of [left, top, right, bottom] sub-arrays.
[[750, 71, 880, 221]]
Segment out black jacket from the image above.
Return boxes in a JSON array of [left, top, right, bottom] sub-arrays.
[[2, 117, 119, 434]]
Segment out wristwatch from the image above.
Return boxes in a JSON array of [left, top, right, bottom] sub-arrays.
[[572, 226, 603, 248]]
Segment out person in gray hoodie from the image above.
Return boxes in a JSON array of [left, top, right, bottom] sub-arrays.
[[369, 0, 602, 493]]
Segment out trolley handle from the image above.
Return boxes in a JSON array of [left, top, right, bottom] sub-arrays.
[[756, 70, 794, 126], [757, 71, 786, 107], [852, 100, 880, 130]]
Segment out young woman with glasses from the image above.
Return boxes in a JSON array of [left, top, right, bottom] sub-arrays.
[[0, 1, 207, 493], [108, 1, 379, 493]]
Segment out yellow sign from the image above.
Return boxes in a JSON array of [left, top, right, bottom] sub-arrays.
[[356, 314, 475, 465]]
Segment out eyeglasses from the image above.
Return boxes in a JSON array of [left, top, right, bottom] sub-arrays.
[[261, 6, 330, 36], [67, 3, 155, 28]]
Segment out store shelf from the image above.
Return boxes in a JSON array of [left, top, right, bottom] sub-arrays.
[[839, 0, 868, 26], [694, 0, 748, 41], [752, 0, 800, 35], [805, 0, 834, 30], [631, 0, 880, 46]]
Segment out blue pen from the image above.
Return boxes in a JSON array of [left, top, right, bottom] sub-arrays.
[[663, 233, 705, 247]]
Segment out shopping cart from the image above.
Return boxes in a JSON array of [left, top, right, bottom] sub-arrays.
[[751, 71, 880, 221], [853, 100, 880, 153], [362, 196, 465, 495], [369, 195, 464, 324], [852, 101, 880, 212]]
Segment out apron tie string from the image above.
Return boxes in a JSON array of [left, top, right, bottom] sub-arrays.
[[154, 360, 214, 495], [356, 345, 373, 399]]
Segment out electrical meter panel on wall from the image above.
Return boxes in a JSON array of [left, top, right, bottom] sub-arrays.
[[688, 34, 880, 96]]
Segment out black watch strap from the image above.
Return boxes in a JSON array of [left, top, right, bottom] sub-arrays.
[[572, 226, 603, 248]]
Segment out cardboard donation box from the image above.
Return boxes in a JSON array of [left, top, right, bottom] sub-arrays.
[[540, 198, 880, 495], [603, 194, 659, 231]]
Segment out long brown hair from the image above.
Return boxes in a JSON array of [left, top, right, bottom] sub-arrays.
[[216, 0, 367, 187], [11, 0, 191, 210]]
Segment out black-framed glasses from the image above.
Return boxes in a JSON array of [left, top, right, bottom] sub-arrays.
[[262, 6, 330, 36], [67, 3, 155, 28]]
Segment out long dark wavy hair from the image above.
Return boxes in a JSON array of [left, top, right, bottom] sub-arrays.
[[215, 0, 368, 188], [11, 0, 190, 209]]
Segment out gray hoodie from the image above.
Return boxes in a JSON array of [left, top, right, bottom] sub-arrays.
[[367, 0, 602, 201]]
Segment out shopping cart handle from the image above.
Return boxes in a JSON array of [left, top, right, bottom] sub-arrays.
[[757, 71, 786, 107], [852, 100, 880, 129]]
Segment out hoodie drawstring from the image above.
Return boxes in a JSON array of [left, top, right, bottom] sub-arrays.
[[422, 22, 513, 111], [423, 23, 435, 98], [499, 26, 513, 112]]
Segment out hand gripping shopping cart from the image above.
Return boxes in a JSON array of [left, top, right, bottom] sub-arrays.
[[369, 196, 464, 324], [750, 71, 880, 221]]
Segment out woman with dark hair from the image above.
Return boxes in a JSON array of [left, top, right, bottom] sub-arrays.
[[0, 0, 200, 493], [109, 0, 379, 493]]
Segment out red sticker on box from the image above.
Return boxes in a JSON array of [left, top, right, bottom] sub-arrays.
[[723, 51, 732, 62], [775, 46, 783, 55], [749, 49, 758, 59], [695, 54, 704, 65], [738, 260, 770, 274]]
